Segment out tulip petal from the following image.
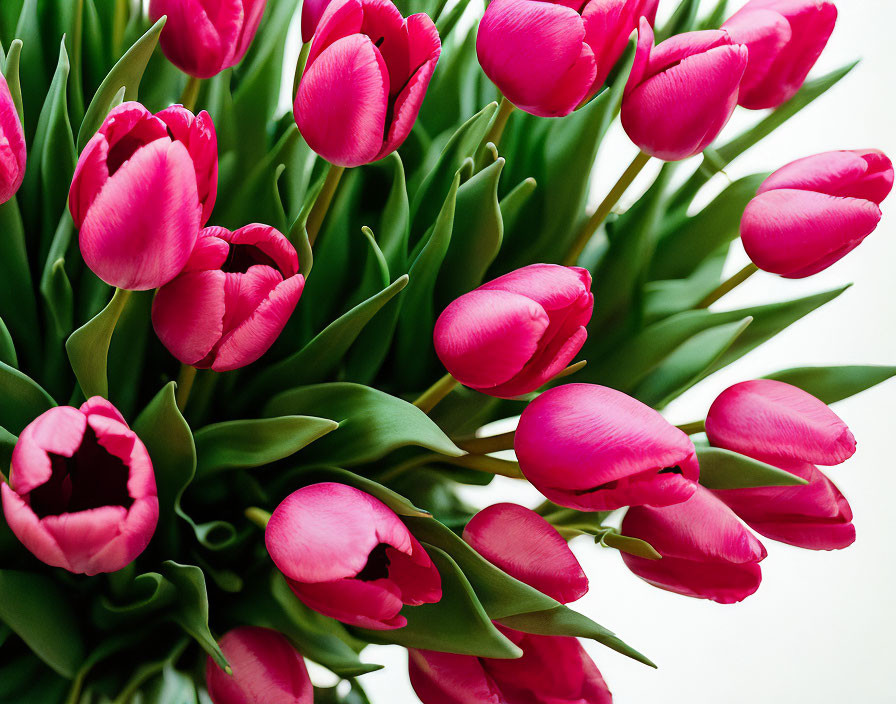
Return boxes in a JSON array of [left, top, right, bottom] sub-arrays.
[[69, 135, 109, 227], [225, 223, 300, 277], [409, 650, 503, 704], [9, 407, 87, 493], [621, 552, 763, 604], [288, 575, 407, 629], [0, 73, 26, 204], [722, 7, 790, 106], [1, 484, 70, 570], [152, 270, 227, 366]]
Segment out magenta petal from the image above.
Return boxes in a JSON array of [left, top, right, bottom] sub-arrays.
[[463, 503, 588, 604], [9, 407, 86, 493], [0, 73, 26, 204], [69, 135, 109, 227], [226, 223, 300, 277], [152, 270, 227, 366], [1, 484, 70, 570], [409, 650, 503, 704], [288, 576, 407, 630], [622, 552, 763, 604]]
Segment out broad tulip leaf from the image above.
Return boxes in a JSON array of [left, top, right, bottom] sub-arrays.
[[644, 246, 728, 321], [0, 570, 85, 678], [764, 365, 896, 405], [264, 383, 463, 466], [13, 0, 48, 139], [66, 286, 131, 399], [699, 0, 730, 29], [0, 318, 15, 368], [377, 153, 411, 272], [94, 571, 178, 628], [0, 362, 55, 434], [657, 0, 700, 41], [0, 425, 16, 467], [697, 447, 808, 490], [194, 416, 339, 476], [0, 200, 39, 365], [358, 545, 523, 659], [499, 176, 537, 236]]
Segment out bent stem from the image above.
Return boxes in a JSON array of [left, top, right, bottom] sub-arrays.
[[475, 96, 515, 169], [456, 430, 516, 455], [307, 164, 346, 246], [696, 263, 759, 308], [676, 420, 706, 435], [413, 372, 460, 414], [180, 75, 201, 112], [175, 364, 197, 413], [563, 150, 652, 266], [245, 507, 272, 529]]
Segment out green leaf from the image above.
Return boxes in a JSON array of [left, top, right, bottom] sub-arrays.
[[66, 287, 130, 399], [0, 362, 55, 434], [0, 317, 16, 367], [14, 0, 48, 139], [599, 531, 662, 560], [265, 383, 463, 466], [764, 365, 896, 405], [2, 39, 23, 137], [0, 570, 85, 678], [0, 200, 39, 366], [78, 16, 164, 150], [656, 0, 700, 41], [697, 447, 809, 490], [377, 153, 411, 273], [0, 425, 16, 468], [357, 545, 523, 659], [194, 416, 339, 476], [499, 177, 537, 236]]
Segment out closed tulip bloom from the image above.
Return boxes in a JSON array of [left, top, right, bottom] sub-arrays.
[[621, 19, 747, 161], [476, 0, 656, 118], [741, 149, 894, 278], [463, 503, 588, 604], [515, 384, 700, 511], [302, 0, 332, 42], [294, 0, 440, 167], [70, 102, 218, 290], [1, 398, 158, 575], [265, 483, 442, 630], [434, 264, 593, 398], [723, 0, 836, 110], [409, 632, 613, 704], [621, 486, 767, 603], [0, 71, 26, 204], [205, 627, 312, 704], [150, 0, 267, 79], [152, 224, 305, 372]]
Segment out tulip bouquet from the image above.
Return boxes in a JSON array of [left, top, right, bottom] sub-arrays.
[[0, 0, 892, 701]]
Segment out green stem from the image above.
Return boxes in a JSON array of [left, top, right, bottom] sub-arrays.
[[456, 430, 515, 455], [676, 420, 706, 435], [293, 42, 311, 98], [180, 75, 201, 112], [563, 150, 652, 266], [696, 263, 759, 308], [475, 96, 515, 168], [306, 164, 345, 246], [413, 372, 460, 414], [245, 507, 272, 529], [175, 364, 197, 413]]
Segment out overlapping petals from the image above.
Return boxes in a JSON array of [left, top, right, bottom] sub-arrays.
[[0, 71, 26, 204]]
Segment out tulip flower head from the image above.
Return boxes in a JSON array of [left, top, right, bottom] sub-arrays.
[[621, 485, 767, 603], [434, 264, 593, 398], [302, 0, 332, 42], [1, 398, 159, 575], [621, 20, 748, 160], [294, 0, 441, 167], [70, 102, 218, 290], [150, 0, 268, 79], [476, 0, 657, 118], [723, 0, 837, 110], [515, 384, 700, 511], [265, 483, 442, 630], [706, 379, 857, 550], [0, 71, 26, 205], [205, 626, 313, 704], [152, 224, 305, 372], [741, 149, 894, 278]]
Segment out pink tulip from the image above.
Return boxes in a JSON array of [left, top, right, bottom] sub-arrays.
[[621, 485, 767, 603], [70, 102, 218, 290], [150, 0, 267, 79], [302, 0, 332, 42], [0, 398, 158, 575], [621, 20, 747, 161], [463, 503, 588, 604], [294, 0, 440, 167], [151, 224, 304, 372], [0, 71, 26, 205], [515, 384, 700, 511], [205, 626, 312, 704], [434, 264, 593, 398], [265, 483, 442, 630], [741, 149, 894, 278], [409, 631, 613, 704], [476, 0, 657, 118], [723, 0, 836, 110]]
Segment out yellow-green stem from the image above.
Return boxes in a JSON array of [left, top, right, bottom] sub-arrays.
[[563, 150, 652, 266], [413, 372, 460, 414], [245, 507, 272, 529], [307, 164, 346, 246], [475, 97, 515, 169], [180, 75, 201, 112], [676, 420, 706, 435], [456, 430, 516, 455], [696, 263, 759, 308], [175, 364, 197, 413]]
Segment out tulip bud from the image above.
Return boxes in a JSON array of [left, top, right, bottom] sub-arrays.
[[621, 485, 767, 603], [463, 503, 588, 604], [0, 398, 159, 575], [151, 224, 305, 372], [621, 20, 747, 161], [706, 379, 857, 550], [723, 0, 837, 110], [476, 0, 655, 118], [409, 632, 613, 704], [70, 102, 218, 291], [265, 483, 442, 630], [433, 264, 593, 398], [150, 0, 267, 79], [205, 626, 312, 704], [515, 384, 699, 511], [294, 0, 440, 167], [301, 0, 332, 42], [0, 71, 26, 205], [741, 149, 894, 278]]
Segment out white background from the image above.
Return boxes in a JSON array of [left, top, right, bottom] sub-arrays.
[[291, 1, 896, 701]]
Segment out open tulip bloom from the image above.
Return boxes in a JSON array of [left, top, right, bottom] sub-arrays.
[[0, 0, 893, 700]]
